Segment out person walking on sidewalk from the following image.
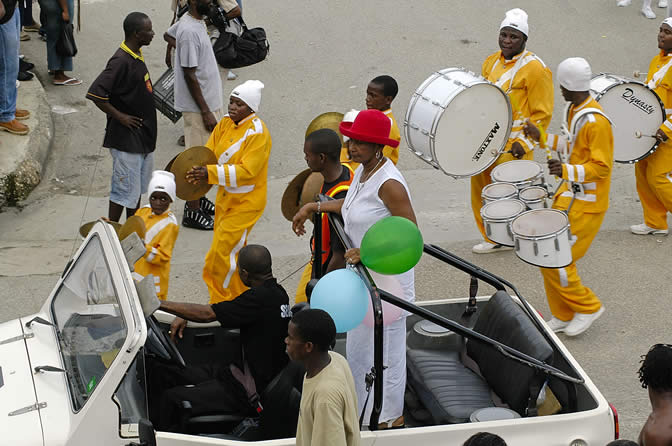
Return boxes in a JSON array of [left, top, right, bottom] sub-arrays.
[[0, 0, 30, 135], [86, 12, 157, 222]]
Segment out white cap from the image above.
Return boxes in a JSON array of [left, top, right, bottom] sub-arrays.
[[663, 17, 672, 28], [500, 8, 529, 37], [557, 57, 592, 92], [148, 170, 176, 202], [341, 109, 360, 142], [230, 80, 264, 112]]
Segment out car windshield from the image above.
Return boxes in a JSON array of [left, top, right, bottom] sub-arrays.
[[51, 234, 128, 412]]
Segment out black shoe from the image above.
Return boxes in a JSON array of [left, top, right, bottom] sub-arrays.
[[182, 205, 214, 230], [18, 71, 33, 81], [200, 196, 215, 216], [177, 135, 185, 146], [19, 59, 34, 72]]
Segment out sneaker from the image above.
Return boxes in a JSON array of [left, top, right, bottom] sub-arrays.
[[659, 0, 668, 7], [617, 0, 631, 5], [199, 196, 216, 216], [23, 23, 41, 32], [182, 205, 214, 230], [630, 223, 668, 235], [227, 70, 238, 80], [546, 317, 570, 333], [19, 59, 34, 72], [565, 307, 605, 337], [20, 31, 30, 41], [642, 5, 657, 18], [0, 119, 29, 135], [17, 71, 33, 81], [472, 241, 513, 254], [15, 109, 30, 120]]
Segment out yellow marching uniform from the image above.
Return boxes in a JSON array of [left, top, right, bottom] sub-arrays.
[[340, 108, 401, 169], [470, 50, 554, 240], [636, 51, 672, 230], [204, 113, 272, 303], [541, 97, 613, 321], [133, 206, 180, 301]]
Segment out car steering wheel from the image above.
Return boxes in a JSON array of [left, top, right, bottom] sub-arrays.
[[145, 315, 186, 368]]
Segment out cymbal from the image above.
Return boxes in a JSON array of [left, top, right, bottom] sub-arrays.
[[118, 215, 146, 241], [305, 112, 345, 144], [79, 220, 122, 238], [280, 169, 324, 221], [164, 153, 178, 171], [169, 145, 217, 201]]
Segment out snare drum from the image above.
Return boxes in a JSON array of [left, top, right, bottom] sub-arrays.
[[590, 73, 665, 163], [519, 186, 548, 209], [511, 209, 572, 268], [491, 160, 544, 190], [480, 199, 526, 246], [405, 68, 512, 178], [481, 182, 519, 205]]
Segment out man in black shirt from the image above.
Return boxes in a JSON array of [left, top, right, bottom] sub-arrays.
[[86, 12, 157, 222], [149, 244, 292, 431]]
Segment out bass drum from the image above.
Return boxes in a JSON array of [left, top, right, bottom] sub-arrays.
[[590, 73, 665, 163], [405, 68, 512, 178]]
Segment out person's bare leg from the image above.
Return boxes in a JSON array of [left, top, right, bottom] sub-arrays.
[[109, 201, 124, 222], [125, 196, 141, 219]]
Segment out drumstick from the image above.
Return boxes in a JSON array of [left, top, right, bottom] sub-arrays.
[[634, 130, 657, 139]]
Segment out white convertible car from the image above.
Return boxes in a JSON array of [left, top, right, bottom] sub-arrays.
[[0, 221, 619, 446]]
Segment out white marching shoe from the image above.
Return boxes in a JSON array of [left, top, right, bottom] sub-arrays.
[[564, 307, 605, 337], [630, 223, 669, 235], [659, 0, 668, 8], [546, 317, 570, 333], [472, 241, 513, 254], [617, 0, 632, 5], [642, 5, 657, 18]]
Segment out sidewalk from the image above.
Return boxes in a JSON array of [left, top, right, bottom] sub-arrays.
[[0, 76, 53, 209]]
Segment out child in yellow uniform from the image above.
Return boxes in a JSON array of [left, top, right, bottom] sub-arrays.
[[525, 58, 612, 337], [471, 8, 554, 254], [186, 80, 272, 304], [133, 170, 180, 301]]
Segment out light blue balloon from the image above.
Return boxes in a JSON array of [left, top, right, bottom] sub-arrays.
[[311, 269, 369, 333]]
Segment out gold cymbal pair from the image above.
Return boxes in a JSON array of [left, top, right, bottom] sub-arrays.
[[165, 145, 218, 201]]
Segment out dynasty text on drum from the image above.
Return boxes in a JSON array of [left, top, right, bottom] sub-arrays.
[[621, 88, 656, 115]]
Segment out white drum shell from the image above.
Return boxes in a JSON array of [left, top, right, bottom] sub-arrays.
[[481, 182, 519, 205], [590, 73, 665, 163], [511, 209, 573, 268], [480, 199, 526, 246], [490, 160, 544, 190], [405, 68, 512, 178], [519, 186, 548, 210]]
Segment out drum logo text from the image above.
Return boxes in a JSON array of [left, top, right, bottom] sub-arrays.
[[621, 88, 655, 115], [473, 122, 500, 161]]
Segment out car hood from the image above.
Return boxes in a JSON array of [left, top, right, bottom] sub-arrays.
[[0, 318, 44, 446]]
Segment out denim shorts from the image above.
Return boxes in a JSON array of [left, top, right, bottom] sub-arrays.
[[109, 148, 154, 208]]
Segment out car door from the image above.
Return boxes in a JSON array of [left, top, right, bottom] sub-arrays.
[[23, 221, 148, 446]]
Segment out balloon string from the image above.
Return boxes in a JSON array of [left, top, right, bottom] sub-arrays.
[[278, 259, 310, 284]]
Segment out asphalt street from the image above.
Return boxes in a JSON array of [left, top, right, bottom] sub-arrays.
[[1, 0, 671, 441]]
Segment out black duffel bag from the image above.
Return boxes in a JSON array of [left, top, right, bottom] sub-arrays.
[[213, 17, 269, 69], [56, 21, 78, 57]]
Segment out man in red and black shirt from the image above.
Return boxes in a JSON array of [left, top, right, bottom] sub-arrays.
[[293, 128, 354, 303], [86, 12, 157, 222]]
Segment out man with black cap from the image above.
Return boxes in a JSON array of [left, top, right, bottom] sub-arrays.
[[525, 57, 613, 337], [471, 7, 554, 254]]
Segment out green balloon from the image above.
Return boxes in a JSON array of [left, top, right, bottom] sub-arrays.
[[360, 216, 423, 275]]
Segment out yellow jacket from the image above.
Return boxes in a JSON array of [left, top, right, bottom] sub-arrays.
[[133, 206, 179, 300], [544, 97, 614, 213], [339, 108, 400, 169], [206, 113, 272, 212], [482, 50, 554, 154], [647, 51, 672, 141]]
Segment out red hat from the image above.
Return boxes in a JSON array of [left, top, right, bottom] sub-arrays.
[[339, 109, 400, 148]]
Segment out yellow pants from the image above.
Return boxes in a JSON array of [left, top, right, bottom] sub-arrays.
[[203, 208, 262, 304], [539, 206, 605, 321], [470, 150, 534, 241], [635, 144, 672, 230], [294, 262, 312, 304]]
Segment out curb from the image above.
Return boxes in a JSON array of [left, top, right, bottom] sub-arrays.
[[0, 77, 54, 209]]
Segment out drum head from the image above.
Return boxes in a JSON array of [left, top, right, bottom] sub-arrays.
[[512, 209, 568, 236], [483, 182, 518, 199], [433, 83, 511, 177], [491, 160, 542, 183], [519, 186, 547, 200], [482, 199, 525, 219], [590, 75, 665, 163]]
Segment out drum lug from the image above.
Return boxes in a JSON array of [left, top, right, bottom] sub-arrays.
[[485, 223, 492, 237], [507, 224, 513, 238], [409, 123, 420, 130], [421, 129, 430, 136], [554, 237, 560, 252], [514, 238, 520, 252], [533, 241, 539, 256], [453, 79, 467, 88]]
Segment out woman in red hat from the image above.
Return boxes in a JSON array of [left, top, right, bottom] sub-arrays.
[[292, 108, 417, 429]]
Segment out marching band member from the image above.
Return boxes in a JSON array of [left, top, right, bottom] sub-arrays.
[[617, 0, 668, 20], [525, 57, 613, 336], [185, 80, 272, 305], [365, 75, 402, 165], [630, 18, 672, 236], [471, 8, 554, 254]]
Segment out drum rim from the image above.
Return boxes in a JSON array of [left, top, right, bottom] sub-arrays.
[[510, 208, 570, 240], [513, 248, 573, 269], [404, 68, 513, 178], [480, 198, 526, 222], [519, 185, 548, 202], [591, 72, 666, 163], [482, 182, 519, 199], [491, 160, 544, 184]]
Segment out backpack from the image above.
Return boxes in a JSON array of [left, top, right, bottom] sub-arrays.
[[213, 17, 270, 69]]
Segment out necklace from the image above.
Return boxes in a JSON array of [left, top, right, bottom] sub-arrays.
[[344, 156, 384, 210]]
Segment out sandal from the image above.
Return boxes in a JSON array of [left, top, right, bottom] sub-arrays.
[[53, 78, 82, 86]]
